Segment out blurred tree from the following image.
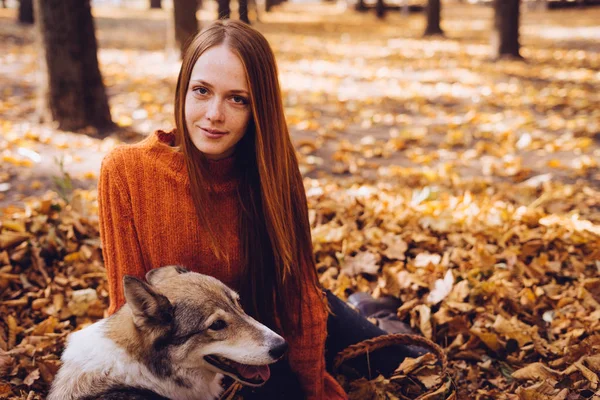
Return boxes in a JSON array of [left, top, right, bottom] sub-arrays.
[[218, 0, 250, 23], [150, 0, 162, 8], [174, 0, 199, 56], [492, 0, 521, 58], [18, 0, 34, 24], [34, 0, 113, 132], [423, 0, 443, 36], [375, 0, 386, 19], [355, 0, 368, 12], [265, 0, 286, 12]]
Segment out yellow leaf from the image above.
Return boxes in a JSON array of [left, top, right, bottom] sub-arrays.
[[2, 220, 26, 233], [63, 252, 81, 263], [83, 171, 97, 180], [117, 115, 133, 127], [29, 180, 43, 190], [547, 159, 562, 168], [470, 328, 502, 351]]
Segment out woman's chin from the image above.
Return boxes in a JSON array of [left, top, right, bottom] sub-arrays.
[[197, 146, 234, 160]]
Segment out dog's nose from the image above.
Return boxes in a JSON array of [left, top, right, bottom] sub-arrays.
[[268, 339, 288, 360]]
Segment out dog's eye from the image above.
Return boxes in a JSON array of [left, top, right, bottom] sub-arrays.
[[209, 320, 227, 331]]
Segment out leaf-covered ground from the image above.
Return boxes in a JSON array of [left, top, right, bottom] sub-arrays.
[[1, 2, 599, 399]]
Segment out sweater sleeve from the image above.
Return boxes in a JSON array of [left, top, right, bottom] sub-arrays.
[[286, 280, 348, 399], [98, 150, 147, 316]]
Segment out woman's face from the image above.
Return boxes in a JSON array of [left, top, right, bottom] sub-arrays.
[[185, 44, 251, 160]]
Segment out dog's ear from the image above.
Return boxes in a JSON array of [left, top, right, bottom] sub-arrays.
[[145, 265, 189, 286], [123, 276, 173, 327]]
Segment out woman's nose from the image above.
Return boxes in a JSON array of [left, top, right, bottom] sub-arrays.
[[206, 98, 224, 122]]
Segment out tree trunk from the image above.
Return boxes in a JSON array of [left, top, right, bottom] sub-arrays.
[[492, 0, 522, 59], [34, 0, 113, 133], [217, 0, 230, 18], [354, 0, 367, 12], [265, 0, 285, 12], [18, 0, 34, 24], [239, 0, 250, 24], [423, 0, 443, 36], [173, 0, 198, 57], [149, 0, 162, 8], [375, 0, 386, 19]]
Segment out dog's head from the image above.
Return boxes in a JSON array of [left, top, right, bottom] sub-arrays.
[[120, 266, 287, 387]]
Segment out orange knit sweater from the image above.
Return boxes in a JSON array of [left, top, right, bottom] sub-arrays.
[[97, 130, 347, 400]]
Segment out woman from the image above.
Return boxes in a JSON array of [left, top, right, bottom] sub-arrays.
[[99, 20, 419, 399]]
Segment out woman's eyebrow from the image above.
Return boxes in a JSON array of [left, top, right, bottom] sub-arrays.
[[190, 79, 249, 95]]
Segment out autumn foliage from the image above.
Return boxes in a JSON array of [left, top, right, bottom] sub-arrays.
[[1, 2, 600, 399]]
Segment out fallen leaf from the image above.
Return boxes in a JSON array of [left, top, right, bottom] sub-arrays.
[[23, 369, 40, 386], [512, 362, 561, 382], [414, 253, 442, 268], [340, 251, 380, 277], [427, 269, 454, 305]]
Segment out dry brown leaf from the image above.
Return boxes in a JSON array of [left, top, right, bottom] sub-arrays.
[[414, 304, 433, 339], [514, 380, 563, 399], [470, 328, 502, 352], [23, 369, 40, 386], [393, 353, 437, 375], [493, 315, 532, 347], [31, 317, 58, 336], [7, 315, 17, 350], [417, 376, 454, 399], [417, 373, 442, 389], [563, 361, 600, 389], [0, 382, 11, 396], [340, 251, 380, 277], [512, 362, 561, 382], [381, 234, 407, 260], [414, 253, 442, 268], [0, 353, 14, 376], [447, 279, 470, 302], [0, 231, 30, 249], [584, 354, 600, 373]]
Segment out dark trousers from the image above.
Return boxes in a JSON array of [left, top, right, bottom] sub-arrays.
[[241, 291, 426, 399]]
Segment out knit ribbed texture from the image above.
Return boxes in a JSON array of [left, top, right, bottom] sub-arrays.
[[98, 130, 347, 400]]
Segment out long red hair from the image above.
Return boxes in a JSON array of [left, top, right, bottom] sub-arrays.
[[173, 20, 322, 335]]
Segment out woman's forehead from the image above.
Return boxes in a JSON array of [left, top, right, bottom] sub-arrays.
[[189, 45, 248, 92]]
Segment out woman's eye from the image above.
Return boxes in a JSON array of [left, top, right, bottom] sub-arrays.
[[231, 95, 247, 105], [209, 320, 227, 331], [194, 87, 208, 95]]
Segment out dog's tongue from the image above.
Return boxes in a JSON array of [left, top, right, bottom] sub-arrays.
[[237, 364, 271, 382]]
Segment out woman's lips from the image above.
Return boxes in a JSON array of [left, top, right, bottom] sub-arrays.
[[201, 127, 228, 139]]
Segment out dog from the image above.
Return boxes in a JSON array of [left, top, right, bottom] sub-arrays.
[[48, 266, 288, 400]]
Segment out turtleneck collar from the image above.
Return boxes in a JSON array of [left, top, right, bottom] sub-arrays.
[[153, 129, 239, 192]]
